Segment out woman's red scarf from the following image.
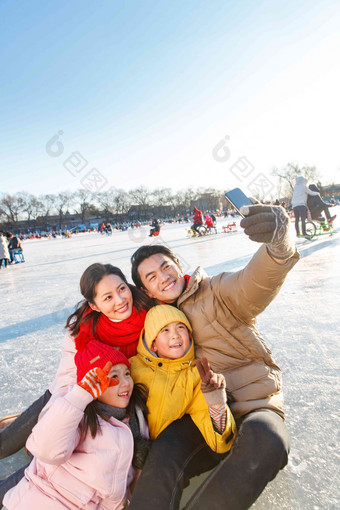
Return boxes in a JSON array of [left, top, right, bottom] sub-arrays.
[[75, 306, 147, 359]]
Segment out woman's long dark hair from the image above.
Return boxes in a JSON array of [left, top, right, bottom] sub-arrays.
[[65, 263, 152, 337], [79, 383, 149, 439]]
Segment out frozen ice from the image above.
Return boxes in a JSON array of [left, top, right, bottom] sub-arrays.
[[1, 212, 339, 509]]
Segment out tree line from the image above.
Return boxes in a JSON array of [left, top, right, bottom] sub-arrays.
[[1, 164, 326, 230], [0, 186, 226, 230]]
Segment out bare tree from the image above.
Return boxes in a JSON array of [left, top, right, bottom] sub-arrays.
[[0, 193, 24, 223], [201, 188, 225, 211], [73, 189, 95, 223], [113, 189, 132, 214], [272, 163, 321, 197], [18, 192, 44, 227], [55, 192, 73, 229], [188, 187, 224, 212], [175, 188, 198, 213], [39, 194, 56, 219], [150, 188, 172, 208], [0, 204, 6, 223], [129, 186, 151, 208], [96, 189, 116, 216]]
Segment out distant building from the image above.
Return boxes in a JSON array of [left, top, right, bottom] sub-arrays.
[[190, 192, 225, 212], [322, 184, 340, 199]]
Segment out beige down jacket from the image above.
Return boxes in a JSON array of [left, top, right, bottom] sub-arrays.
[[175, 245, 300, 419]]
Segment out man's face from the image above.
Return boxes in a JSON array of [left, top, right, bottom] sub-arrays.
[[138, 253, 185, 303]]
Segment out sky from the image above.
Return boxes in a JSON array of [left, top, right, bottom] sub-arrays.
[[1, 0, 340, 199]]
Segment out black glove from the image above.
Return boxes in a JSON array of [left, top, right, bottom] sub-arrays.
[[132, 436, 152, 470], [240, 205, 295, 260]]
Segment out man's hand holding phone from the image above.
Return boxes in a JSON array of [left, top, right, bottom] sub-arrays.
[[240, 204, 296, 260], [225, 188, 296, 260]]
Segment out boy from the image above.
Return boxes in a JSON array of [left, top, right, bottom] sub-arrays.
[[130, 305, 236, 453]]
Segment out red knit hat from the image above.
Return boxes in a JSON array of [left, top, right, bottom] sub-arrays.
[[75, 339, 131, 383]]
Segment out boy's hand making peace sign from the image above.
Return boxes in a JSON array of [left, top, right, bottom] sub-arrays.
[[196, 357, 227, 406]]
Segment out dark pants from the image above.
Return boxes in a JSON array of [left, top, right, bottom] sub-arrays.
[[0, 465, 28, 505], [320, 205, 331, 221], [0, 391, 51, 506], [293, 205, 307, 235], [311, 205, 331, 221], [0, 390, 51, 460], [0, 259, 9, 268], [129, 410, 290, 510], [9, 249, 17, 263], [191, 223, 203, 235]]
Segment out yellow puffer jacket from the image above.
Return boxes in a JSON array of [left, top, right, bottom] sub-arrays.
[[130, 335, 236, 454], [176, 245, 300, 419]]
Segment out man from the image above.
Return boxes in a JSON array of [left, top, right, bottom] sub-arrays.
[[129, 205, 299, 510], [191, 206, 204, 236], [6, 233, 23, 263]]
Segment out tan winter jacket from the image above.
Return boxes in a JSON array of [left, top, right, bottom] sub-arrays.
[[176, 245, 300, 419]]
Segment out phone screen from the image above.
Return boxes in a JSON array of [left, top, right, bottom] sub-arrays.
[[224, 188, 253, 217]]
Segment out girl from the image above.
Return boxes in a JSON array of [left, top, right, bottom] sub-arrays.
[[0, 264, 152, 502], [3, 340, 149, 509]]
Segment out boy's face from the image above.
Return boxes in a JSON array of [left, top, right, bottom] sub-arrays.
[[138, 253, 185, 303], [151, 321, 190, 359]]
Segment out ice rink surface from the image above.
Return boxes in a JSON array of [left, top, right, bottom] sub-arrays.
[[1, 213, 339, 509]]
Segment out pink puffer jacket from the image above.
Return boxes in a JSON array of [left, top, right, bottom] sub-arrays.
[[48, 332, 77, 398], [4, 385, 147, 510]]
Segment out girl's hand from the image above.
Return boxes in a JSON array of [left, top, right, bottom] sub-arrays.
[[78, 362, 119, 399], [196, 357, 226, 390]]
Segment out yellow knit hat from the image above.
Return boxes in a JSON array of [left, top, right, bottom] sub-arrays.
[[144, 305, 192, 349]]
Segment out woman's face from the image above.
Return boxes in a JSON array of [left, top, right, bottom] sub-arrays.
[[98, 363, 133, 408], [90, 274, 133, 321]]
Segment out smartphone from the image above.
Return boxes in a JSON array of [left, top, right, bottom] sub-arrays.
[[224, 188, 253, 217]]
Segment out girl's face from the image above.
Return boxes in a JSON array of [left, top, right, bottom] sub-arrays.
[[90, 275, 133, 321], [98, 363, 133, 408]]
